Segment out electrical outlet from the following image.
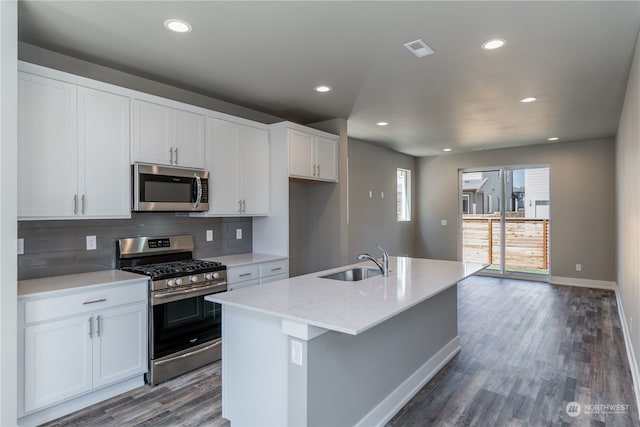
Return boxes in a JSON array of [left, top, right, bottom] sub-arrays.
[[236, 229, 242, 240], [441, 219, 448, 226], [368, 190, 373, 198], [380, 191, 384, 198], [86, 235, 97, 251], [17, 238, 24, 255], [291, 340, 303, 366], [206, 230, 213, 242], [576, 264, 582, 272]]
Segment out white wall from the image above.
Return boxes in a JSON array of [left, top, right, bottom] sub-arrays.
[[0, 1, 18, 425], [616, 31, 640, 408]]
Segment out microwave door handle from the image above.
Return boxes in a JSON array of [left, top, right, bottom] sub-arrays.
[[194, 173, 202, 208]]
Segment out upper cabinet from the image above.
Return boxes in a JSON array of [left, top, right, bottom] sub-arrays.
[[132, 100, 205, 169], [18, 72, 131, 220], [204, 118, 270, 216], [288, 127, 338, 182]]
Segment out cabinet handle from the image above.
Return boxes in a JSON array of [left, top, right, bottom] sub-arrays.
[[271, 267, 282, 272], [239, 272, 253, 277], [169, 147, 173, 164], [238, 200, 243, 213], [313, 164, 317, 176], [174, 148, 178, 164], [73, 195, 78, 215], [81, 194, 85, 215], [96, 315, 101, 337], [83, 298, 107, 305], [317, 164, 320, 177], [88, 316, 93, 339], [242, 200, 246, 213]]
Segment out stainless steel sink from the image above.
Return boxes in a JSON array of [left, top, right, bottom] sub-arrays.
[[319, 266, 382, 281]]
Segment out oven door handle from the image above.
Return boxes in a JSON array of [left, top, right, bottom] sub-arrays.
[[154, 341, 221, 366], [152, 283, 227, 305]]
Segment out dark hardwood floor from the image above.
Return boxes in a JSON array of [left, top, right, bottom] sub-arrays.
[[43, 276, 638, 427]]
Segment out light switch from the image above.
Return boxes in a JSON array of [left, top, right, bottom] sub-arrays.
[[236, 229, 242, 240], [380, 191, 384, 198], [86, 235, 97, 251], [206, 230, 213, 241], [368, 190, 373, 198]]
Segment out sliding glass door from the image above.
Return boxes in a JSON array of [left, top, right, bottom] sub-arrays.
[[461, 166, 549, 276]]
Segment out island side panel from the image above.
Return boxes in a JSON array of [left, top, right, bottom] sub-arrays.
[[221, 305, 288, 426], [303, 285, 458, 426]]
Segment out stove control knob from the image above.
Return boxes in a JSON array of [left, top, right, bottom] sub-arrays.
[[190, 275, 198, 283], [175, 278, 183, 286], [204, 272, 213, 281], [166, 279, 174, 287]]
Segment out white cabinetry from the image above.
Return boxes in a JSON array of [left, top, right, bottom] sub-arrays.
[[18, 72, 130, 220], [288, 127, 338, 182], [227, 258, 289, 290], [19, 280, 147, 416], [132, 99, 205, 168], [205, 118, 269, 216]]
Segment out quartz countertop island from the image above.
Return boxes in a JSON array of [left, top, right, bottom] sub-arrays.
[[208, 257, 486, 427]]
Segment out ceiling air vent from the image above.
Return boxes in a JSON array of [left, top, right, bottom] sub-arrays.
[[403, 39, 434, 58]]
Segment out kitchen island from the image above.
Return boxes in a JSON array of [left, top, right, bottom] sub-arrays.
[[207, 256, 486, 426]]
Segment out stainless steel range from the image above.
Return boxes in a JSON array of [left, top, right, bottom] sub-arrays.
[[116, 235, 226, 385]]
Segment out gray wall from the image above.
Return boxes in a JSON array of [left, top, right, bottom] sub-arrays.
[[18, 42, 282, 125], [18, 214, 252, 280], [348, 139, 417, 261], [416, 138, 616, 281], [616, 31, 640, 390]]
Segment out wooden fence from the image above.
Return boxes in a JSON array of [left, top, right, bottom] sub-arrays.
[[463, 216, 549, 271]]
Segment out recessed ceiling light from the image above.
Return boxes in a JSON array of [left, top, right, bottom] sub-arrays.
[[403, 39, 435, 58], [376, 121, 389, 126], [314, 85, 332, 93], [519, 97, 537, 103], [548, 137, 559, 141], [443, 148, 452, 152], [164, 19, 192, 33], [481, 38, 507, 50]]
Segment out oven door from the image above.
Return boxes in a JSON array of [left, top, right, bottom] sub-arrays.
[[151, 293, 222, 360]]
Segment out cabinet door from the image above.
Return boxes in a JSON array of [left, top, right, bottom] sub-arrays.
[[241, 126, 270, 215], [288, 129, 315, 178], [315, 135, 339, 181], [18, 72, 78, 219], [24, 316, 93, 412], [93, 302, 147, 388], [132, 100, 172, 165], [207, 119, 241, 215], [78, 87, 131, 218], [173, 109, 205, 168]]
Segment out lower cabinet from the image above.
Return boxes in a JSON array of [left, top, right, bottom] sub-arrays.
[[19, 280, 147, 417], [227, 258, 289, 291]]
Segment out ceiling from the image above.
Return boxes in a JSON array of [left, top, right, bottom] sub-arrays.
[[17, 1, 640, 157]]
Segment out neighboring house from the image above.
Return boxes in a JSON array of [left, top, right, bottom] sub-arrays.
[[462, 171, 514, 215], [524, 168, 550, 219]]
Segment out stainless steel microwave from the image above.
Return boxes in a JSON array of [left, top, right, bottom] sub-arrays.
[[132, 163, 209, 212]]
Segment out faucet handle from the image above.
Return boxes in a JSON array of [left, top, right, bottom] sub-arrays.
[[377, 246, 389, 259]]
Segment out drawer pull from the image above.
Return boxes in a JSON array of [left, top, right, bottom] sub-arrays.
[[239, 273, 253, 277], [83, 298, 107, 305], [96, 315, 101, 337], [270, 267, 283, 272]]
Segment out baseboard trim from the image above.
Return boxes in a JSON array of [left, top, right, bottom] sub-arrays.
[[549, 276, 616, 290], [615, 285, 640, 421], [355, 336, 460, 427]]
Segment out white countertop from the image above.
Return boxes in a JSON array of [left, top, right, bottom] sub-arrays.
[[204, 253, 287, 267], [18, 270, 149, 298], [208, 257, 486, 335]]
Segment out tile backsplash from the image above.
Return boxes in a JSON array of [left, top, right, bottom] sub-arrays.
[[18, 213, 252, 280]]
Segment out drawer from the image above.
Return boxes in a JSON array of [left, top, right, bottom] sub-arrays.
[[228, 279, 260, 291], [24, 281, 148, 324], [228, 264, 260, 284], [260, 259, 289, 279]]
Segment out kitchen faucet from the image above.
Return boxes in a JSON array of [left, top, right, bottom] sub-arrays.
[[357, 246, 389, 277]]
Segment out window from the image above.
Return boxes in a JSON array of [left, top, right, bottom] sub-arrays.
[[397, 168, 411, 221]]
